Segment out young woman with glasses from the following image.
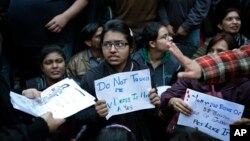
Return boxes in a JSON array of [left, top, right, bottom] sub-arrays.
[[73, 19, 161, 141]]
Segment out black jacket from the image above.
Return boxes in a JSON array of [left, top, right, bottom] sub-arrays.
[[74, 59, 159, 141], [0, 75, 49, 141]]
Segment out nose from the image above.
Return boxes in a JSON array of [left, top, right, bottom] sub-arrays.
[[52, 62, 58, 68], [167, 36, 173, 41], [110, 44, 117, 52], [232, 18, 240, 24]]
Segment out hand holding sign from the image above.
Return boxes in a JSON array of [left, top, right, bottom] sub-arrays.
[[169, 97, 192, 116], [177, 89, 244, 141], [95, 69, 155, 119], [96, 100, 108, 117], [149, 88, 161, 107]]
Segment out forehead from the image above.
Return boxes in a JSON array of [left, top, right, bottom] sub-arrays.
[[211, 40, 228, 49], [224, 11, 240, 18], [158, 26, 168, 34], [44, 52, 63, 60], [103, 31, 127, 41]]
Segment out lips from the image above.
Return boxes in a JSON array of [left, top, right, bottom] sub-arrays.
[[230, 26, 239, 31], [51, 71, 61, 75], [108, 55, 119, 60]]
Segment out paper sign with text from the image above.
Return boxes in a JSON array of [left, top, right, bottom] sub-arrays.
[[177, 89, 244, 141], [95, 69, 154, 119], [11, 78, 96, 118]]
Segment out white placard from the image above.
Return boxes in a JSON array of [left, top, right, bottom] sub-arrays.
[[157, 85, 171, 97], [95, 69, 154, 119], [11, 78, 96, 118], [177, 89, 244, 141]]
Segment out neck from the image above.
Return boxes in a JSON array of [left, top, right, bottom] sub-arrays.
[[91, 48, 103, 59], [114, 60, 133, 72], [45, 77, 60, 87], [148, 49, 164, 69]]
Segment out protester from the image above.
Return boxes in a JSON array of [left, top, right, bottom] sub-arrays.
[[0, 74, 65, 141], [73, 19, 161, 141], [161, 33, 250, 138]]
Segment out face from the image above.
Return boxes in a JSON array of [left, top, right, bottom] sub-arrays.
[[218, 11, 241, 34], [152, 26, 173, 51], [208, 40, 229, 55], [102, 31, 131, 72], [90, 27, 103, 49], [42, 52, 65, 80]]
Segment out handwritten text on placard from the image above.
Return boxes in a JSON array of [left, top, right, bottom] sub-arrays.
[[177, 89, 244, 141], [95, 69, 154, 119]]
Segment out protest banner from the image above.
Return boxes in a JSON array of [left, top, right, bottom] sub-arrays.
[[178, 89, 244, 141], [95, 69, 154, 119]]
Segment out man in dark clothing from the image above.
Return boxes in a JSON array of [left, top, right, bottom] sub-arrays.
[[159, 0, 211, 57], [0, 74, 65, 141]]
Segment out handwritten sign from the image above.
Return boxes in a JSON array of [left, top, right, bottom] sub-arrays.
[[177, 89, 244, 141], [95, 69, 154, 119], [11, 78, 96, 118]]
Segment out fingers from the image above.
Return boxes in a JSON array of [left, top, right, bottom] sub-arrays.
[[166, 42, 185, 63], [95, 100, 108, 117], [170, 98, 192, 116], [149, 88, 161, 106], [45, 20, 62, 33], [174, 102, 192, 116], [41, 112, 65, 133], [22, 88, 41, 99], [233, 118, 250, 125]]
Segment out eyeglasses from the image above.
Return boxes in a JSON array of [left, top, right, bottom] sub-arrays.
[[158, 34, 172, 41], [102, 40, 128, 50]]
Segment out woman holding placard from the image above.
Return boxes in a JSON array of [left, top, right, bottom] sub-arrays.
[[73, 19, 162, 141], [160, 33, 250, 139]]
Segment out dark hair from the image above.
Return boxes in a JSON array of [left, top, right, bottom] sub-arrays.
[[40, 44, 66, 65], [142, 22, 164, 49], [170, 131, 216, 141], [81, 22, 102, 47], [206, 33, 239, 54], [95, 124, 137, 141], [100, 19, 134, 49], [216, 8, 241, 25]]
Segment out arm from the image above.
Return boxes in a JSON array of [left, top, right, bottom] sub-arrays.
[[196, 45, 250, 84], [180, 0, 211, 33], [157, 0, 175, 36], [45, 0, 88, 33], [157, 0, 169, 26], [0, 112, 64, 141], [160, 79, 192, 116], [166, 42, 250, 84]]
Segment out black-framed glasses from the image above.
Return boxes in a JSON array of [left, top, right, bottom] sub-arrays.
[[102, 40, 128, 50]]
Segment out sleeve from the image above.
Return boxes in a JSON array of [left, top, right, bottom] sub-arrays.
[[160, 79, 191, 115], [196, 45, 250, 84], [0, 118, 49, 141], [74, 71, 103, 125], [192, 38, 211, 59], [181, 0, 211, 32], [237, 81, 250, 118], [66, 57, 77, 78], [157, 0, 169, 25]]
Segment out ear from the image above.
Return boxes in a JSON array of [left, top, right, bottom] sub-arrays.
[[149, 41, 156, 48], [129, 47, 134, 54], [217, 23, 223, 30], [85, 40, 92, 47]]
